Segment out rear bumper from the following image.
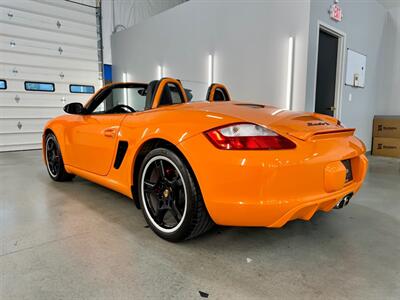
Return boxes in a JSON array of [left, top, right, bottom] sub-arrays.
[[207, 177, 364, 228], [178, 134, 368, 227]]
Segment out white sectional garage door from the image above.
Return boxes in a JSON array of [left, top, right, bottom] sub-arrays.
[[0, 0, 100, 152]]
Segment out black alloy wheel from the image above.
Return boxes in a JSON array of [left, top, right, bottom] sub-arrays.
[[142, 156, 186, 230], [139, 148, 213, 242], [45, 133, 74, 181]]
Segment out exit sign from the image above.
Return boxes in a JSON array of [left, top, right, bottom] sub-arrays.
[[330, 3, 343, 22]]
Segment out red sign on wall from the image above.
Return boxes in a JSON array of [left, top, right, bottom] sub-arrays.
[[330, 3, 343, 22]]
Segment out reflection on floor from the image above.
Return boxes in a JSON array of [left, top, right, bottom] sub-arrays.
[[0, 150, 399, 299]]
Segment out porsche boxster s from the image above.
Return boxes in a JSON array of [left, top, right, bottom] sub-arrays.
[[43, 78, 368, 241]]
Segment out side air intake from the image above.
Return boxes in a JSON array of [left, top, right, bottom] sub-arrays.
[[114, 141, 128, 169]]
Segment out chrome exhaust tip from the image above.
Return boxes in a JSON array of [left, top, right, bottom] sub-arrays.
[[335, 199, 345, 209], [334, 192, 354, 209], [343, 192, 354, 206]]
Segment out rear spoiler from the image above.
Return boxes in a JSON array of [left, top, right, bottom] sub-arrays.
[[288, 128, 356, 141]]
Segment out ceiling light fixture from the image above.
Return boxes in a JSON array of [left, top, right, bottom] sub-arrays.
[[286, 37, 295, 110], [208, 54, 214, 86]]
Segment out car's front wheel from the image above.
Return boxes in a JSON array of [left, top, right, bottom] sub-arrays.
[[138, 148, 213, 242], [45, 133, 74, 182]]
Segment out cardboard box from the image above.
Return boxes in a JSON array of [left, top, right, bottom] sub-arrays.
[[372, 137, 400, 158], [373, 116, 400, 138]]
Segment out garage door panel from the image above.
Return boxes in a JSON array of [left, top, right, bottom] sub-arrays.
[[0, 98, 82, 108], [0, 101, 64, 108], [0, 36, 98, 61], [0, 0, 99, 152], [0, 132, 42, 146], [3, 79, 99, 95], [0, 91, 92, 104], [0, 7, 97, 39], [39, 0, 97, 14], [0, 70, 99, 86], [0, 92, 92, 107], [0, 64, 99, 83], [0, 142, 41, 152], [0, 51, 98, 71], [0, 118, 49, 134], [0, 0, 96, 25], [0, 72, 98, 88], [0, 23, 96, 47], [1, 107, 65, 119]]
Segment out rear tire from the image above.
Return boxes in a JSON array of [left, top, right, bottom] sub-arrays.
[[138, 148, 213, 242], [45, 133, 75, 182]]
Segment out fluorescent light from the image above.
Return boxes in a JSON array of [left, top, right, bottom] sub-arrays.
[[208, 54, 214, 86], [286, 37, 294, 110], [123, 72, 128, 104], [158, 65, 163, 80]]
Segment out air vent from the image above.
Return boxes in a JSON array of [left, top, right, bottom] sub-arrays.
[[235, 103, 265, 108], [114, 141, 128, 169]]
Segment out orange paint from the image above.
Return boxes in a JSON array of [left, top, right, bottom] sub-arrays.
[[43, 81, 368, 228]]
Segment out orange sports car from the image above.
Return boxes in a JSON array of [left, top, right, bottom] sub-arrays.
[[43, 77, 368, 242]]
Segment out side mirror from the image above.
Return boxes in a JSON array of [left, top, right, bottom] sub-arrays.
[[63, 102, 85, 115]]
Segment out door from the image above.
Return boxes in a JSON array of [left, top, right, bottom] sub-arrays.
[[65, 114, 125, 176], [65, 84, 145, 176], [314, 29, 339, 116], [0, 0, 100, 152]]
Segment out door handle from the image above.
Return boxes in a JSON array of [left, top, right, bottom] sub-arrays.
[[103, 128, 117, 138], [328, 106, 336, 112]]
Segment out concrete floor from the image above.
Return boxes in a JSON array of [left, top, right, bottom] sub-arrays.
[[0, 150, 399, 300]]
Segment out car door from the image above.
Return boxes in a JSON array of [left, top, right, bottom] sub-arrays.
[[65, 85, 133, 176]]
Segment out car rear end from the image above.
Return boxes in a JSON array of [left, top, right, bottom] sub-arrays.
[[178, 104, 368, 227]]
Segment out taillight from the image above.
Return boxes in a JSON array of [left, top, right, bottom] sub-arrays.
[[204, 123, 296, 150]]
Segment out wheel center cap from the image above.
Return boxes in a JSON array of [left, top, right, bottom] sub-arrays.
[[163, 189, 170, 198]]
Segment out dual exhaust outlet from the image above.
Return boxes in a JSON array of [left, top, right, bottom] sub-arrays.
[[334, 192, 354, 209]]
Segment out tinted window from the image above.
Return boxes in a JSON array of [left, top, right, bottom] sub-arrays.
[[0, 80, 6, 90], [70, 84, 95, 94], [25, 81, 55, 92]]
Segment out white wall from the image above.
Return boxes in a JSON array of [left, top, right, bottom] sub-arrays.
[[102, 0, 185, 65], [111, 0, 311, 109], [377, 6, 400, 115], [305, 0, 388, 151]]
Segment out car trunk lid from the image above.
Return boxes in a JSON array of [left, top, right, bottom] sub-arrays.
[[190, 101, 355, 141], [268, 114, 355, 141]]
